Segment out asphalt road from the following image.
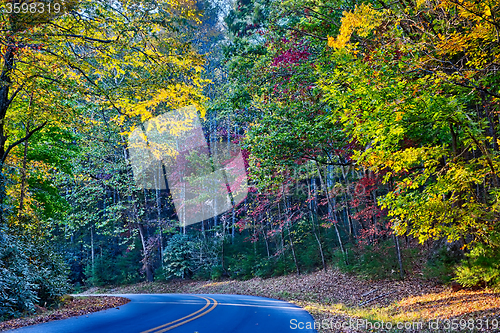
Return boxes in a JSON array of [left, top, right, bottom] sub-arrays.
[[7, 294, 317, 332]]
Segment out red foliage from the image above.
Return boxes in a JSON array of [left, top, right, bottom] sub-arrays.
[[271, 43, 311, 67], [349, 173, 390, 244]]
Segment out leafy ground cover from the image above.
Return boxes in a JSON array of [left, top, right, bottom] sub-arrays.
[[84, 269, 500, 333], [0, 296, 129, 332]]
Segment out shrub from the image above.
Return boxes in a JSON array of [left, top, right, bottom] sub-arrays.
[[0, 231, 69, 320], [84, 255, 116, 287], [455, 236, 500, 289], [189, 235, 223, 281], [162, 234, 194, 279], [331, 239, 418, 280], [115, 249, 142, 285], [83, 245, 143, 287], [34, 246, 71, 307], [423, 244, 460, 284], [210, 265, 224, 280], [0, 235, 38, 320]]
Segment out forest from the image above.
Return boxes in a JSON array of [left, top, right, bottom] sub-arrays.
[[1, 0, 500, 322]]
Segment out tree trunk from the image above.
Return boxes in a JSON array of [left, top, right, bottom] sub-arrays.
[[221, 215, 226, 275], [278, 202, 285, 259], [231, 207, 235, 243], [340, 166, 355, 241], [308, 179, 326, 270], [316, 162, 348, 265], [90, 224, 95, 278], [18, 122, 30, 218], [282, 186, 299, 274], [0, 45, 14, 224], [393, 233, 404, 279], [211, 114, 218, 227], [138, 223, 154, 282], [264, 212, 270, 257]]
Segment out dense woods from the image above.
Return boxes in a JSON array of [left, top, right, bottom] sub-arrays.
[[1, 0, 500, 321]]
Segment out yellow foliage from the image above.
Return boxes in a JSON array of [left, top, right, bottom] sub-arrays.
[[0, 0, 208, 234], [433, 0, 499, 69], [327, 4, 385, 49]]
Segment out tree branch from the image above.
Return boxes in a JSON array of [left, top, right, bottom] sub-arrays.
[[2, 121, 47, 164]]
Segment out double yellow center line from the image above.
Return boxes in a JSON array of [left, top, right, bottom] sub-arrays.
[[141, 296, 218, 333]]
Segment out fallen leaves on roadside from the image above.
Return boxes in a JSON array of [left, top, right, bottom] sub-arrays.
[[397, 289, 500, 320], [0, 296, 129, 332]]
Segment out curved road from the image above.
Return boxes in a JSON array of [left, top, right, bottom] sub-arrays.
[[7, 294, 317, 332]]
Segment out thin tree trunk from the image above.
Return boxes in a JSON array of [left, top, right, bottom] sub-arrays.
[[90, 224, 95, 278], [287, 226, 299, 274], [231, 207, 235, 243], [340, 166, 355, 241], [316, 162, 348, 265], [481, 92, 498, 152], [155, 166, 164, 268], [138, 223, 154, 282], [227, 119, 235, 243], [393, 233, 404, 279], [0, 45, 14, 225], [278, 202, 285, 259], [264, 211, 270, 257], [211, 114, 217, 227], [182, 180, 186, 234], [18, 122, 30, 218], [252, 215, 257, 256], [221, 215, 226, 275], [308, 179, 326, 270], [264, 231, 270, 258], [282, 185, 299, 274]]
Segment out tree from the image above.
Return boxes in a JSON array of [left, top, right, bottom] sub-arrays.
[[321, 0, 500, 285], [0, 0, 206, 224], [0, 0, 208, 312]]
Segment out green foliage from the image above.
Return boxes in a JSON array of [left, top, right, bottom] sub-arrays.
[[162, 234, 194, 280], [223, 228, 317, 279], [455, 234, 500, 289], [34, 246, 71, 307], [190, 264, 224, 281], [84, 249, 143, 287], [226, 251, 258, 280], [115, 250, 143, 285], [223, 233, 284, 280], [189, 234, 224, 281], [0, 230, 69, 320], [225, 237, 269, 279], [295, 228, 325, 273], [84, 256, 114, 287], [0, 233, 38, 320], [332, 240, 417, 280], [254, 256, 293, 278], [209, 265, 224, 281], [422, 245, 461, 284]]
